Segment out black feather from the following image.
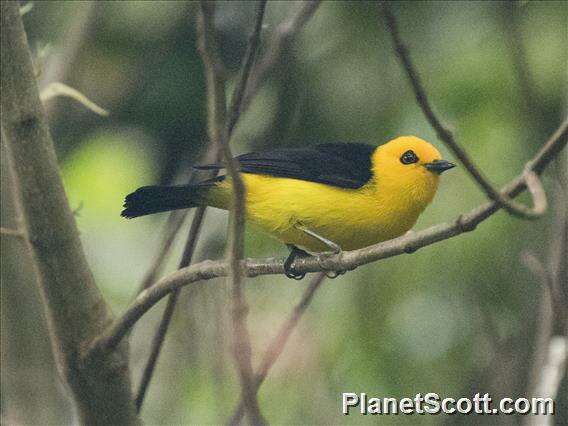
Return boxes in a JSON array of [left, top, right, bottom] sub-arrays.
[[194, 142, 375, 189], [121, 184, 208, 218]]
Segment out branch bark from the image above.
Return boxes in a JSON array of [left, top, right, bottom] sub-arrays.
[[380, 2, 547, 220], [0, 2, 138, 424], [88, 117, 568, 357], [136, 144, 222, 295], [198, 2, 268, 424], [134, 206, 207, 412], [136, 0, 269, 414], [525, 337, 567, 426], [135, 1, 319, 415], [39, 1, 97, 119], [228, 272, 327, 425], [241, 0, 321, 111]]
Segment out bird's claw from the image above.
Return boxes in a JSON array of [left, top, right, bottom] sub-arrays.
[[284, 256, 306, 280], [285, 269, 306, 280], [325, 269, 346, 279], [283, 246, 309, 280]]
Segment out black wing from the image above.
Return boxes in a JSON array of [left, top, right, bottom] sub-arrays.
[[195, 143, 375, 189]]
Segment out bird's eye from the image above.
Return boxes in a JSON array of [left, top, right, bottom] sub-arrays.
[[400, 150, 419, 165]]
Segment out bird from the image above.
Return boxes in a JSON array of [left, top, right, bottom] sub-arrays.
[[122, 136, 455, 279]]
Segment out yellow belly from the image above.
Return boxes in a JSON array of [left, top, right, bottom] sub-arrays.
[[206, 174, 424, 252]]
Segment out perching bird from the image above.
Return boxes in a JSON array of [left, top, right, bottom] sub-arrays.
[[122, 136, 455, 279]]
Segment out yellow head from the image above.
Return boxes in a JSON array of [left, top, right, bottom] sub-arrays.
[[371, 136, 455, 211]]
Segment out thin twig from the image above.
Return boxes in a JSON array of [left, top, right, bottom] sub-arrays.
[[227, 0, 268, 134], [199, 2, 268, 424], [87, 117, 568, 357], [241, 1, 321, 111], [228, 272, 327, 425], [0, 226, 25, 238], [136, 145, 221, 294], [135, 0, 269, 413], [380, 2, 547, 220], [137, 211, 187, 293], [134, 206, 206, 412], [523, 154, 568, 412], [500, 2, 544, 123], [133, 151, 220, 412], [135, 3, 317, 408], [40, 1, 97, 118], [40, 82, 109, 116]]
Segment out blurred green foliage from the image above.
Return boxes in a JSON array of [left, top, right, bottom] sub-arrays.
[[3, 1, 566, 424]]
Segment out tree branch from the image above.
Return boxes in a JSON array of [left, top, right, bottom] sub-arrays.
[[134, 3, 319, 391], [133, 95, 223, 414], [136, 144, 222, 295], [380, 2, 547, 220], [0, 226, 25, 238], [525, 337, 567, 426], [40, 1, 98, 119], [241, 0, 321, 112], [198, 2, 268, 424], [135, 0, 269, 413], [228, 272, 327, 425], [0, 2, 138, 423], [88, 116, 567, 358], [134, 205, 207, 412], [227, 0, 268, 135]]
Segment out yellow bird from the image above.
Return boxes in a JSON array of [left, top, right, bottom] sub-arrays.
[[122, 136, 455, 279]]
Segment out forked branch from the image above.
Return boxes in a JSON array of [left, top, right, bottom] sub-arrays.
[[380, 2, 547, 220], [88, 117, 567, 357], [198, 1, 268, 424]]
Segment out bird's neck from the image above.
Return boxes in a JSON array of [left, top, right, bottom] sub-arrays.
[[372, 172, 439, 217]]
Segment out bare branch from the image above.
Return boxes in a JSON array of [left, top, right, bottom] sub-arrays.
[[40, 1, 97, 118], [0, 2, 137, 423], [88, 117, 568, 357], [136, 3, 317, 415], [524, 153, 568, 409], [525, 337, 567, 426], [134, 206, 207, 412], [136, 143, 222, 295], [40, 82, 109, 116], [0, 227, 25, 238], [137, 211, 187, 292], [135, 0, 269, 411], [241, 1, 321, 111], [198, 2, 268, 424], [133, 177, 212, 415], [228, 272, 327, 425], [227, 0, 268, 134], [380, 2, 547, 220], [133, 76, 227, 414]]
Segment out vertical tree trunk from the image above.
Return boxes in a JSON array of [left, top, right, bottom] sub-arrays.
[[0, 2, 138, 424]]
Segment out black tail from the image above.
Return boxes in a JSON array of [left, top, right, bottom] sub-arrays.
[[121, 184, 207, 218]]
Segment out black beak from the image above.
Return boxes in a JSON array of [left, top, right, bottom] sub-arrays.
[[425, 159, 456, 174]]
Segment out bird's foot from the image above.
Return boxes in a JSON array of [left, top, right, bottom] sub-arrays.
[[291, 224, 348, 278], [284, 246, 311, 280]]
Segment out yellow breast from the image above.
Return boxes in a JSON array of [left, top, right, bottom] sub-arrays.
[[207, 171, 438, 252]]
